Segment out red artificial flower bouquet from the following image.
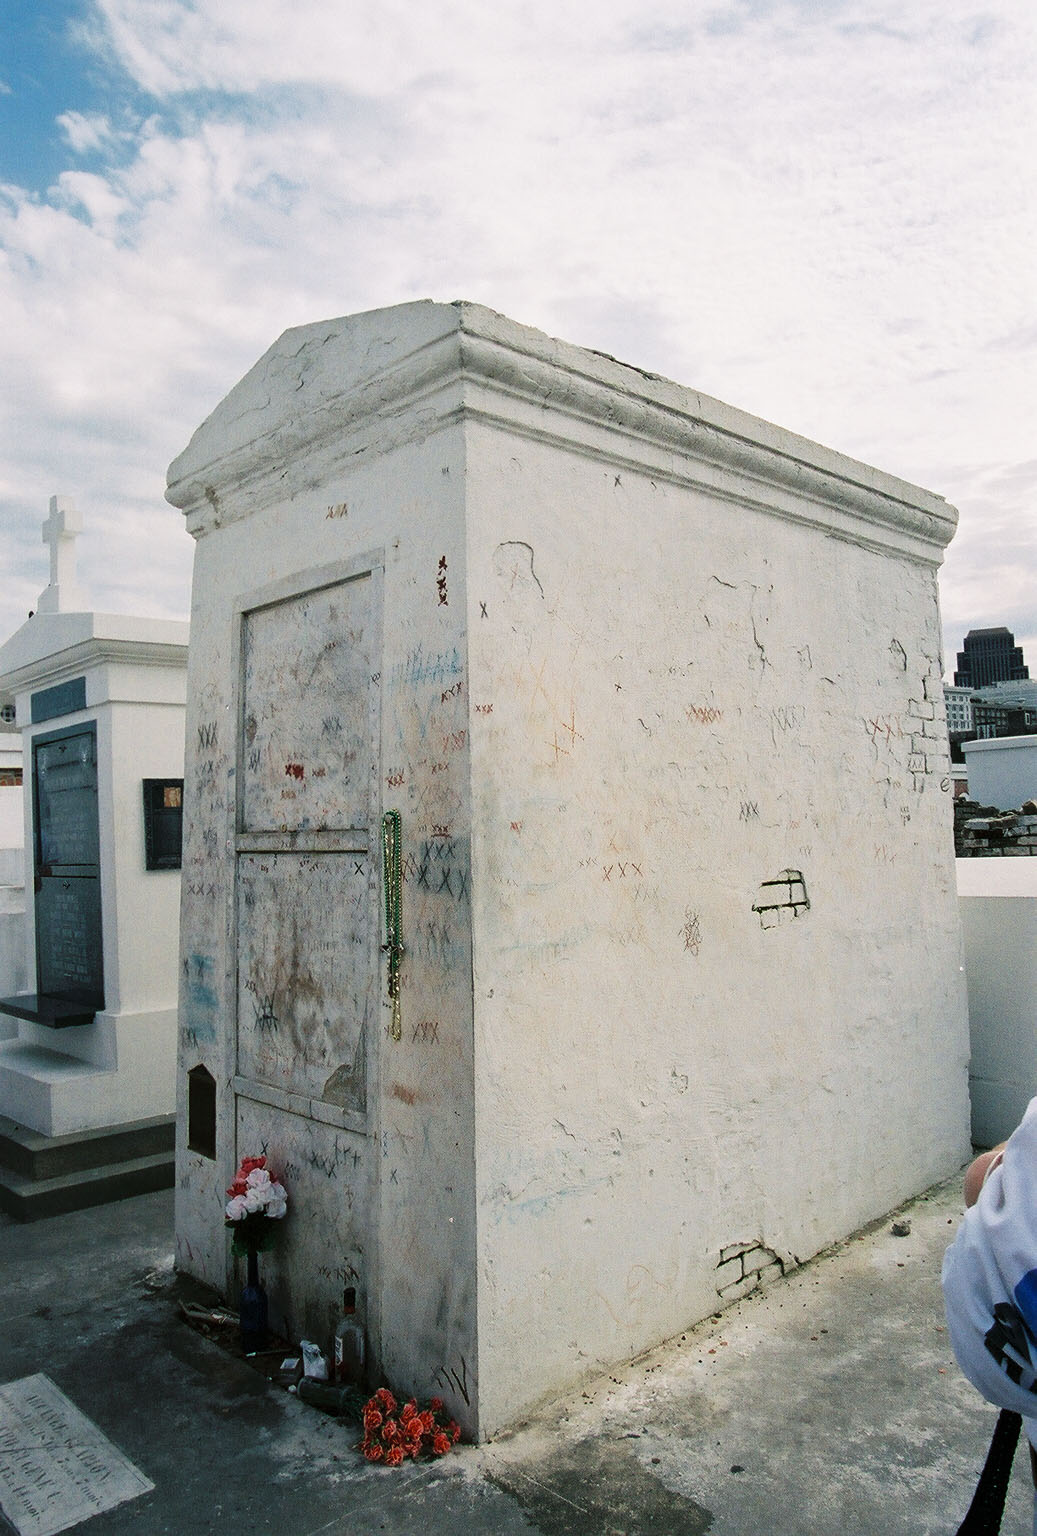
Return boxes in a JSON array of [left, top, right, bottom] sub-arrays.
[[360, 1387, 461, 1465]]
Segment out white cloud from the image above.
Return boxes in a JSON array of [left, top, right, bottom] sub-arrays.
[[57, 110, 125, 155], [0, 0, 1034, 671]]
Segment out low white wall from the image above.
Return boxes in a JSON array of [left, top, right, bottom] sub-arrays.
[[958, 857, 1037, 1145], [0, 784, 23, 851], [963, 734, 1037, 811]]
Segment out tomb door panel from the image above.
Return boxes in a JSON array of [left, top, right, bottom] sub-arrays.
[[234, 566, 381, 1122], [32, 723, 104, 1005], [240, 574, 375, 834], [236, 850, 373, 1110]]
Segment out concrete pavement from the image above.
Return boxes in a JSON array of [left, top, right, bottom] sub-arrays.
[[1, 1172, 1032, 1535]]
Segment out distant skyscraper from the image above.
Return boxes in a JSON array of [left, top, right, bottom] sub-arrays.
[[954, 627, 1029, 689]]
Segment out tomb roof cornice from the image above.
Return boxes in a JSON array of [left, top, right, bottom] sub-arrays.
[[0, 614, 189, 698], [167, 300, 957, 565]]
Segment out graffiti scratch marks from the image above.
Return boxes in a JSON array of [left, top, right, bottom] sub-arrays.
[[307, 1137, 361, 1179], [495, 541, 544, 598], [546, 701, 583, 762], [770, 704, 805, 746], [317, 1261, 360, 1283], [253, 992, 279, 1031], [441, 680, 463, 704], [412, 1020, 440, 1044], [602, 862, 643, 882], [548, 730, 570, 763], [437, 555, 449, 606], [752, 870, 810, 929], [686, 704, 722, 725], [474, 703, 493, 715], [739, 801, 760, 822], [436, 1356, 472, 1406], [285, 762, 305, 780], [198, 720, 218, 751], [681, 910, 702, 954], [864, 714, 904, 745], [393, 646, 463, 687], [325, 502, 348, 519], [560, 706, 583, 748]]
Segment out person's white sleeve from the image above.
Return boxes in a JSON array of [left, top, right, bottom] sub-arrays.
[[943, 1096, 1037, 1419]]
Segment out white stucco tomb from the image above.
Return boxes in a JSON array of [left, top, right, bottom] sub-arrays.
[[0, 721, 26, 1030], [167, 301, 968, 1439], [0, 500, 189, 1137], [963, 733, 1037, 812], [957, 857, 1037, 1146]]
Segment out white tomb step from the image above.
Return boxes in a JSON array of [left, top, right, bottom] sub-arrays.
[[0, 1039, 109, 1138]]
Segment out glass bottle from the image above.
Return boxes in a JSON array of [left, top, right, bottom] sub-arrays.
[[333, 1286, 365, 1384]]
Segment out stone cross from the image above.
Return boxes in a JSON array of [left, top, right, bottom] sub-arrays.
[[37, 496, 86, 614]]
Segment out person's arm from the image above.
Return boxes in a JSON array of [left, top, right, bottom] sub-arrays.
[[964, 1142, 1008, 1208]]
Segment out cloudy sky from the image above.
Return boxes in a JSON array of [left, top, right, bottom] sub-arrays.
[[1, 0, 1034, 677]]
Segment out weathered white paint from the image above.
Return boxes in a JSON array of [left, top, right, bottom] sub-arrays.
[[168, 300, 968, 1439], [963, 733, 1037, 811], [957, 856, 1037, 1145], [0, 605, 188, 1135]]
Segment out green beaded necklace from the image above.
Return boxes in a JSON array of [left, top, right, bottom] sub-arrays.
[[381, 810, 403, 1041]]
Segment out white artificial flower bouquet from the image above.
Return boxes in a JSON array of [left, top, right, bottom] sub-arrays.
[[224, 1155, 288, 1254]]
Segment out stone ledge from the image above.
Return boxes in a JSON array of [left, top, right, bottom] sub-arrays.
[[167, 301, 956, 566]]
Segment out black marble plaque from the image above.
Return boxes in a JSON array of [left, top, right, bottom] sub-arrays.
[[32, 725, 104, 1008], [30, 676, 86, 724], [142, 779, 183, 870]]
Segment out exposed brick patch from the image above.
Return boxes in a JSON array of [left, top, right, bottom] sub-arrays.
[[716, 1241, 785, 1301], [956, 802, 1037, 858]]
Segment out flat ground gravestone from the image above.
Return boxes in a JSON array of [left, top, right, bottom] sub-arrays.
[[0, 1374, 152, 1535], [167, 301, 968, 1440], [0, 503, 188, 1216]]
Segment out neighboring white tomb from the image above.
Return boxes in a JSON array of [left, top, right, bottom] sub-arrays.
[[166, 301, 969, 1439], [957, 856, 1037, 1147], [963, 733, 1037, 812], [0, 500, 189, 1153], [0, 717, 26, 1020]]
